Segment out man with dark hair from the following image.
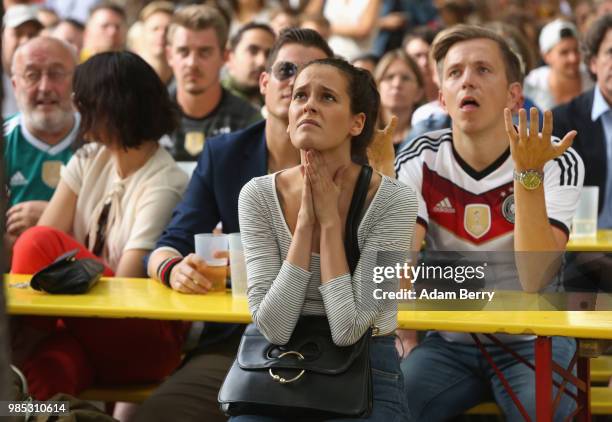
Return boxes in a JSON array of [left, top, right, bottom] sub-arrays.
[[81, 1, 127, 61], [403, 28, 439, 103], [133, 28, 334, 422], [396, 24, 583, 420], [223, 22, 275, 108], [552, 14, 612, 323], [523, 19, 593, 111], [163, 4, 260, 161], [553, 13, 612, 229], [265, 26, 334, 70]]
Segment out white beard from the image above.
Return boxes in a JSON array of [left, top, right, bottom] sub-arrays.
[[25, 106, 73, 135]]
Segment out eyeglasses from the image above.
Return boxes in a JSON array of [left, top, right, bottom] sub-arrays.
[[18, 68, 72, 87], [271, 61, 300, 81]]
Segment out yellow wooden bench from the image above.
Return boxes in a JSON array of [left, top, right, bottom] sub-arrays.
[[76, 356, 612, 410], [592, 355, 612, 384], [465, 386, 612, 415], [79, 384, 159, 403], [78, 384, 612, 417], [592, 386, 612, 414]]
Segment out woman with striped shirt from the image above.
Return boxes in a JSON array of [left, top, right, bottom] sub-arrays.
[[234, 58, 418, 421]]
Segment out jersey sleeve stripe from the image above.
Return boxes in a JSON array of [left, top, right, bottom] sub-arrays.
[[553, 156, 567, 186], [553, 149, 581, 187], [416, 216, 428, 229], [565, 149, 580, 186], [395, 131, 452, 161], [562, 154, 574, 187], [395, 143, 448, 172], [397, 132, 448, 155], [549, 218, 570, 238]]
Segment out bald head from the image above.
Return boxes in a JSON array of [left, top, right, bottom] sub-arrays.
[[12, 36, 77, 75], [11, 36, 76, 141]]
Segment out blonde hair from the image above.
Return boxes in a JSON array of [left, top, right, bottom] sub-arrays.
[[139, 1, 174, 22], [431, 24, 523, 84], [374, 49, 424, 90], [166, 5, 228, 50]]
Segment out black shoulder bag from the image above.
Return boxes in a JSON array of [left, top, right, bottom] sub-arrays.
[[30, 249, 104, 294], [218, 165, 374, 419]]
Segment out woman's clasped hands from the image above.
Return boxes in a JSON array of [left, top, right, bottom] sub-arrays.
[[297, 149, 348, 230]]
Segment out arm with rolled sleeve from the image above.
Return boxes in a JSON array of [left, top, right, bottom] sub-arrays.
[[238, 178, 312, 345], [319, 182, 417, 346]]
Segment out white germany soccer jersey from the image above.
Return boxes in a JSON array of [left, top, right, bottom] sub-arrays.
[[396, 129, 585, 343], [396, 129, 584, 252]]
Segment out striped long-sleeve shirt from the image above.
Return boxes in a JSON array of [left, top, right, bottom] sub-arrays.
[[237, 173, 418, 346]]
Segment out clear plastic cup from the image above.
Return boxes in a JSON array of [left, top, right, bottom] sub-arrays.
[[572, 186, 599, 239], [194, 233, 228, 292], [229, 233, 247, 298]]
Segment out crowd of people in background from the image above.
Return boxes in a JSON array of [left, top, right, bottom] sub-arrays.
[[2, 0, 612, 421]]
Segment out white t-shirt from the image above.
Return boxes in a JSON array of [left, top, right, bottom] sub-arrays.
[[411, 100, 445, 126], [61, 143, 188, 271], [523, 65, 594, 111], [324, 0, 375, 60], [396, 129, 584, 343]]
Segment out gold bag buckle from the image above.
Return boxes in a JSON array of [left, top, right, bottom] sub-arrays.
[[269, 351, 306, 384]]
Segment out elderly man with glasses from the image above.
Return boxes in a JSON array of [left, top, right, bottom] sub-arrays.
[[137, 28, 334, 422], [3, 36, 79, 261]]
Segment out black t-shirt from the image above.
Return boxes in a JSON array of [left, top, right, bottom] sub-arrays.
[[163, 87, 261, 161]]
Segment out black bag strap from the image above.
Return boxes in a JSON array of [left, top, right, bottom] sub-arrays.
[[344, 165, 373, 275]]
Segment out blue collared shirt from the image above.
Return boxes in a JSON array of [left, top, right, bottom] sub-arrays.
[[591, 86, 612, 227]]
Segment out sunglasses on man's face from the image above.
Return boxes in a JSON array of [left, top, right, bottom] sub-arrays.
[[271, 61, 300, 81]]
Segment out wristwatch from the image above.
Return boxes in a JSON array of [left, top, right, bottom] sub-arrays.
[[513, 169, 544, 190]]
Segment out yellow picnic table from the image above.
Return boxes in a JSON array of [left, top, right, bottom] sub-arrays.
[[567, 230, 612, 252], [5, 274, 612, 421], [5, 274, 251, 323]]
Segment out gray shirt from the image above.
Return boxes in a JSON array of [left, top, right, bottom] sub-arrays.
[[162, 88, 261, 161], [238, 173, 417, 346]]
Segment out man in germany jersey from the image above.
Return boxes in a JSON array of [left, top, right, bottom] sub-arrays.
[[396, 25, 584, 421], [3, 37, 78, 249]]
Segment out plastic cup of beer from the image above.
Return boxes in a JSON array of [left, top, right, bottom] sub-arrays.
[[571, 186, 599, 239], [229, 233, 247, 298], [194, 233, 228, 292]]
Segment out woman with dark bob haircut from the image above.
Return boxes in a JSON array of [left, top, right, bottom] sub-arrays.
[[74, 51, 177, 149], [228, 58, 418, 421], [11, 52, 189, 400]]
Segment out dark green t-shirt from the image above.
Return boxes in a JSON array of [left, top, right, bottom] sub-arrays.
[[3, 113, 78, 206]]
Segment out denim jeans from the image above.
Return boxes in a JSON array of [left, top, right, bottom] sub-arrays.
[[229, 335, 405, 422], [401, 332, 576, 421]]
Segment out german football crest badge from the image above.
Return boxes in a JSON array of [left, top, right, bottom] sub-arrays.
[[464, 204, 491, 239]]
